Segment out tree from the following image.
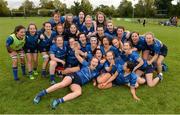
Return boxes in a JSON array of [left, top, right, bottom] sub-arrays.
[[69, 0, 93, 15], [143, 0, 156, 17], [94, 5, 117, 17], [53, 0, 67, 15], [0, 0, 10, 16], [117, 0, 133, 17], [70, 1, 82, 15], [80, 0, 93, 15], [19, 0, 35, 10], [40, 0, 55, 9], [154, 0, 172, 16], [134, 0, 146, 17]]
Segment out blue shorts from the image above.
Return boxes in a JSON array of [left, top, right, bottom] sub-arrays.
[[150, 44, 168, 57], [24, 47, 38, 53], [139, 65, 155, 74], [68, 73, 82, 86]]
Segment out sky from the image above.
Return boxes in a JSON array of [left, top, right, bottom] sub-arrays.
[[5, 0, 179, 10], [5, 0, 128, 10]]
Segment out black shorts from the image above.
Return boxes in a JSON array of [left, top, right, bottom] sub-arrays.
[[150, 44, 168, 57], [38, 46, 50, 53], [139, 65, 155, 74], [68, 73, 82, 86], [24, 48, 38, 53], [65, 63, 79, 68], [55, 62, 65, 70], [159, 44, 168, 57]]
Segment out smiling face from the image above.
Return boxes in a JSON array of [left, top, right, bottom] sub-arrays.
[[112, 39, 120, 48], [79, 11, 85, 20], [97, 27, 104, 36], [90, 57, 99, 70], [123, 42, 131, 53], [69, 38, 75, 48], [85, 16, 92, 26], [102, 37, 110, 47], [79, 34, 87, 44], [67, 15, 73, 23], [28, 24, 37, 36], [44, 23, 52, 32], [53, 14, 60, 22], [70, 24, 77, 34], [56, 36, 64, 47], [107, 22, 113, 32], [145, 34, 154, 45], [98, 14, 105, 23], [131, 32, 139, 44], [16, 28, 26, 39], [117, 28, 124, 36], [95, 49, 103, 60], [56, 24, 64, 34], [90, 37, 98, 47], [106, 51, 114, 63]]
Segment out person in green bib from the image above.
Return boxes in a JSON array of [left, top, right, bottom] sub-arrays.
[[6, 25, 26, 81]]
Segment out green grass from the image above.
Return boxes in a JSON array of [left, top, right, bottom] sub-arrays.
[[0, 17, 180, 114]]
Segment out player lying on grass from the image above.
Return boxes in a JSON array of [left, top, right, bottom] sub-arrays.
[[33, 51, 102, 109]]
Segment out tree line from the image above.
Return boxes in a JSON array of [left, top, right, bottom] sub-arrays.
[[0, 0, 180, 17]]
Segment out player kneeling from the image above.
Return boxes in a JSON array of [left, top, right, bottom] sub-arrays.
[[49, 35, 67, 85]]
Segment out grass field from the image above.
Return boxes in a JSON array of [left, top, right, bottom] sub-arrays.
[[0, 17, 180, 114]]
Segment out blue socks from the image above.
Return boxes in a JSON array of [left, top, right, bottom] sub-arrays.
[[21, 64, 26, 75], [50, 74, 55, 81], [37, 90, 47, 97], [41, 69, 46, 77], [29, 71, 33, 75], [57, 98, 64, 104], [12, 67, 18, 80]]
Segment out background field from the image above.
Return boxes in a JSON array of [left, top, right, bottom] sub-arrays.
[[0, 17, 180, 114]]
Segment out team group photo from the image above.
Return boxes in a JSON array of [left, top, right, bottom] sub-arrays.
[[0, 0, 180, 114]]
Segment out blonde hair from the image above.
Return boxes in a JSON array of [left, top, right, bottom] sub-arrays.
[[145, 32, 155, 38]]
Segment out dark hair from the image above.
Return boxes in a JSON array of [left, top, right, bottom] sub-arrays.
[[126, 61, 136, 72], [54, 35, 64, 42], [124, 41, 133, 48], [52, 10, 60, 17], [97, 25, 104, 30], [43, 21, 51, 27], [102, 36, 112, 46], [13, 25, 25, 34], [55, 23, 64, 31], [64, 13, 74, 29], [78, 32, 86, 38], [129, 31, 140, 44], [27, 23, 37, 32], [116, 26, 125, 32], [106, 50, 115, 59], [93, 48, 102, 56]]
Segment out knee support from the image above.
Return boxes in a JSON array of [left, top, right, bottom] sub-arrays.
[[43, 55, 49, 61]]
